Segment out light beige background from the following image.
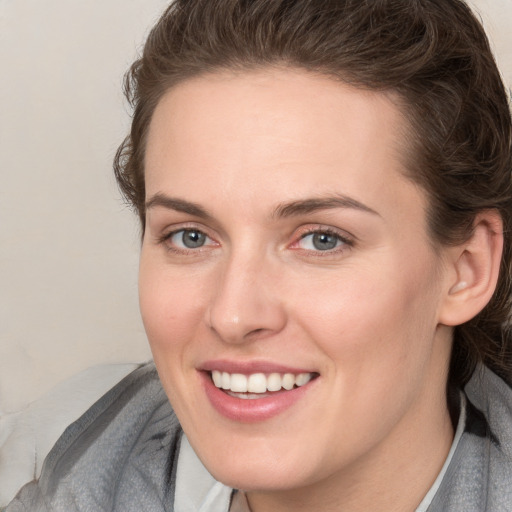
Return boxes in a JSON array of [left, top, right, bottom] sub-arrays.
[[1, 0, 511, 414]]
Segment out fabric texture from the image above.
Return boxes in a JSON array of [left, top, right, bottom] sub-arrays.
[[429, 366, 512, 511], [0, 363, 139, 508], [6, 362, 512, 511], [6, 364, 181, 512]]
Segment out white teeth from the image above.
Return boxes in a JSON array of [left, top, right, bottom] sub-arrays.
[[221, 372, 230, 390], [282, 373, 295, 390], [211, 370, 313, 394], [247, 373, 267, 393], [296, 373, 312, 386], [230, 374, 248, 392], [212, 371, 222, 388], [267, 373, 282, 392]]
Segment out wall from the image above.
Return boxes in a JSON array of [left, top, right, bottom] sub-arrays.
[[0, 0, 169, 413]]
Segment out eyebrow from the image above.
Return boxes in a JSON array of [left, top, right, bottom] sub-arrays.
[[145, 193, 379, 220], [145, 194, 212, 219], [272, 195, 380, 218]]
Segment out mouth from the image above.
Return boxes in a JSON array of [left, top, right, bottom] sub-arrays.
[[210, 370, 317, 399], [199, 361, 319, 421]]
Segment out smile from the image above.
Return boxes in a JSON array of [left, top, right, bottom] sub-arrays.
[[211, 370, 314, 397], [201, 366, 318, 422]]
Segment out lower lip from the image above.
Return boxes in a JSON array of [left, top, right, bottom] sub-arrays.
[[201, 372, 315, 423]]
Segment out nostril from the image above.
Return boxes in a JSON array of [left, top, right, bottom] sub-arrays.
[[244, 327, 272, 341]]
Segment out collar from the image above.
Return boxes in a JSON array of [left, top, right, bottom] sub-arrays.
[[174, 435, 233, 512]]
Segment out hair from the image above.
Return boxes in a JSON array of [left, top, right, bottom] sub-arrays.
[[114, 0, 512, 387]]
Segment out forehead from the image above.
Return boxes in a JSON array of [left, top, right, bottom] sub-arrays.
[[146, 69, 406, 165], [144, 68, 425, 224]]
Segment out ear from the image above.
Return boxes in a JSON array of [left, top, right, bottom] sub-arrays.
[[439, 210, 504, 326]]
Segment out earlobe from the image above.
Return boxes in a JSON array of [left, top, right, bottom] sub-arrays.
[[439, 211, 504, 326]]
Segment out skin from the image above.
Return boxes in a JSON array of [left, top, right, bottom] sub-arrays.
[[139, 68, 459, 512]]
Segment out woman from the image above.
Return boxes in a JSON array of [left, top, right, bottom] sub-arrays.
[[7, 0, 512, 510]]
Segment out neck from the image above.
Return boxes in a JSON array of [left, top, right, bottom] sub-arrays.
[[245, 378, 455, 512]]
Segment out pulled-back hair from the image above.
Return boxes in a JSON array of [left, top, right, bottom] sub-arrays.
[[114, 0, 512, 387]]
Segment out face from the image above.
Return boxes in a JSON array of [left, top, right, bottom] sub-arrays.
[[140, 69, 454, 494]]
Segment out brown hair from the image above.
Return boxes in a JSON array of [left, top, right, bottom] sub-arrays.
[[114, 0, 512, 387]]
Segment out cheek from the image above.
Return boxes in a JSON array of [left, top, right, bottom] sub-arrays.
[[138, 255, 211, 355], [138, 255, 216, 420], [286, 259, 443, 446], [292, 253, 442, 373]]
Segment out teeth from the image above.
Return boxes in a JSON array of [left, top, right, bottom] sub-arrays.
[[282, 373, 295, 390], [248, 373, 267, 393], [267, 373, 282, 392], [211, 370, 313, 394], [295, 373, 311, 386], [230, 374, 248, 392], [212, 371, 222, 388]]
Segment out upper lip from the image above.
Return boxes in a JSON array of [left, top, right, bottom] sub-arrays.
[[199, 359, 317, 375]]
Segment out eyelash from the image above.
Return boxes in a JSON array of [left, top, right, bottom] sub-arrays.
[[158, 226, 217, 255], [157, 225, 354, 256], [291, 227, 354, 256]]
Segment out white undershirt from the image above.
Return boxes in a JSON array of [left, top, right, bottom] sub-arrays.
[[175, 394, 467, 512]]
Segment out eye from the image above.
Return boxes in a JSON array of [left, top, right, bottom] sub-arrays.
[[296, 230, 350, 252], [167, 229, 213, 249]]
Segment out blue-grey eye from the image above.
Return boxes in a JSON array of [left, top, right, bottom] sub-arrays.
[[170, 229, 208, 249], [299, 231, 343, 251]]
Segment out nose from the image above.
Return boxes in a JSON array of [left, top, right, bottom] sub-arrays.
[[206, 252, 287, 344]]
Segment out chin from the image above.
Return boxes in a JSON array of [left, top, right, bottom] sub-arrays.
[[209, 462, 311, 492], [193, 437, 321, 492]]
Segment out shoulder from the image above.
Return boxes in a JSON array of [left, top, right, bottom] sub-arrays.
[[430, 365, 512, 511], [463, 364, 512, 474], [6, 363, 182, 512]]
